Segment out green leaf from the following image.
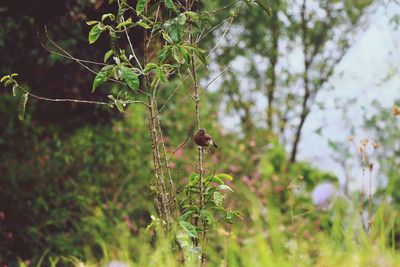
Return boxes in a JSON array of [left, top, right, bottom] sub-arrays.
[[121, 66, 139, 90], [179, 209, 196, 221], [200, 210, 215, 225], [156, 67, 166, 82], [184, 11, 199, 20], [177, 13, 187, 25], [10, 73, 18, 78], [179, 221, 198, 238], [116, 18, 133, 29], [86, 20, 99, 25], [0, 75, 10, 83], [143, 63, 158, 74], [88, 24, 102, 44], [188, 173, 199, 186], [137, 20, 151, 29], [4, 79, 13, 87], [213, 192, 223, 207], [216, 173, 233, 181], [101, 13, 115, 22], [217, 184, 233, 192], [158, 46, 170, 64], [205, 176, 224, 184], [104, 50, 114, 62], [178, 46, 191, 63], [165, 0, 177, 12], [255, 0, 272, 15], [18, 93, 28, 121], [136, 0, 149, 15], [162, 32, 174, 44], [193, 49, 207, 66], [172, 46, 181, 63], [12, 84, 19, 96], [115, 100, 125, 112], [226, 211, 234, 223], [168, 19, 182, 43], [92, 65, 113, 92]]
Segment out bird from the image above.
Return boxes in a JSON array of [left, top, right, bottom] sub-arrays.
[[193, 128, 218, 148]]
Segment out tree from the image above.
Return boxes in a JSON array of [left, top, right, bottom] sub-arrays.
[[206, 0, 375, 162]]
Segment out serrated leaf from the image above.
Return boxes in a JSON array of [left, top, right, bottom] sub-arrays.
[[121, 66, 139, 90], [179, 221, 198, 238], [18, 93, 28, 121], [216, 173, 233, 181], [92, 65, 113, 92], [213, 192, 223, 207], [136, 0, 149, 15], [104, 50, 114, 62], [88, 24, 102, 44]]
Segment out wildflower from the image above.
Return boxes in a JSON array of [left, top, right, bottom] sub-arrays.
[[312, 182, 337, 209]]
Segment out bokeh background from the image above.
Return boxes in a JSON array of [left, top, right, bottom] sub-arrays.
[[1, 0, 400, 266]]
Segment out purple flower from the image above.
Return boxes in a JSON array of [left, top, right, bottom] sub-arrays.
[[312, 182, 337, 209]]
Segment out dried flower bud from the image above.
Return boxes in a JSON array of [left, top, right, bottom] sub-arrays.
[[391, 105, 400, 116], [360, 139, 369, 147], [369, 163, 373, 172]]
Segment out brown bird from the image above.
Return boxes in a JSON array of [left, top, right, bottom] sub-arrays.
[[193, 128, 218, 148]]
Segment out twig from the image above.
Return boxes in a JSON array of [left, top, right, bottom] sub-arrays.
[[199, 64, 232, 95], [117, 0, 143, 71], [167, 129, 191, 161]]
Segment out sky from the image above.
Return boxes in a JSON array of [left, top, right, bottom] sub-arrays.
[[298, 3, 400, 191], [208, 1, 400, 192]]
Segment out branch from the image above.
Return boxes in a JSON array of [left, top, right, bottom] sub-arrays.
[[117, 0, 143, 71]]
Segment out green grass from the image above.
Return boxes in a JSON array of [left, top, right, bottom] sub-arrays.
[[31, 193, 399, 267]]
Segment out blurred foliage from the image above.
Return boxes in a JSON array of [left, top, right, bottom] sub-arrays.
[[0, 103, 154, 263], [0, 0, 125, 131], [0, 0, 399, 265]]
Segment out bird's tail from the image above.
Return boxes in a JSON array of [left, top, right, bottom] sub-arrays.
[[212, 141, 218, 148]]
